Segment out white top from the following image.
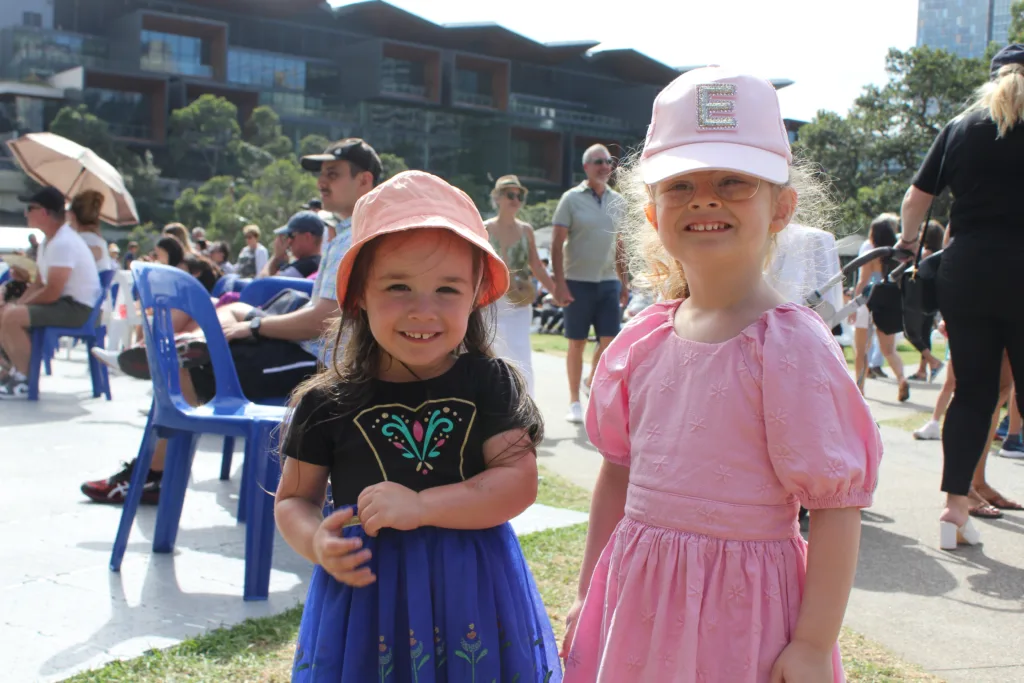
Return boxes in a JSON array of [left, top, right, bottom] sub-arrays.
[[37, 224, 101, 307], [77, 230, 114, 272]]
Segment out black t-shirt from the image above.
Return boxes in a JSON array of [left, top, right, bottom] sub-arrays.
[[279, 254, 320, 279], [912, 110, 1024, 238], [281, 354, 526, 504]]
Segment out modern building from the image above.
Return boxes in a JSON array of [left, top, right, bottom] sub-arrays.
[[0, 0, 794, 216], [917, 0, 1014, 58]]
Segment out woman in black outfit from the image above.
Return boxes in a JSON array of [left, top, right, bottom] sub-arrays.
[[900, 44, 1024, 550]]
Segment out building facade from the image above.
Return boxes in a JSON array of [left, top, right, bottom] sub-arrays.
[[917, 0, 1014, 58], [0, 0, 793, 211]]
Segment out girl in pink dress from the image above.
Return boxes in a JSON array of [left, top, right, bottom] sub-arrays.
[[560, 67, 884, 683]]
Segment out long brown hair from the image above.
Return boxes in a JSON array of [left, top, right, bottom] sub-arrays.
[[284, 235, 544, 459]]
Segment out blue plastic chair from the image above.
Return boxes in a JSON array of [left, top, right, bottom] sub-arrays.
[[216, 276, 313, 481], [27, 269, 115, 401], [238, 276, 314, 307], [109, 262, 287, 601]]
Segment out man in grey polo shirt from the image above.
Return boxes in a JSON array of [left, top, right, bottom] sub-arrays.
[[551, 144, 629, 424]]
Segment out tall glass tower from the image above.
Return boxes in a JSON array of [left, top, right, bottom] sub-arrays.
[[917, 0, 1014, 58]]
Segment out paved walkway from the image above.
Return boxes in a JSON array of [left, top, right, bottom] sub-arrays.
[[531, 350, 1024, 683], [0, 349, 586, 683]]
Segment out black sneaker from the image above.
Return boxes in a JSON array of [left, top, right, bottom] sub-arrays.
[[81, 459, 162, 505]]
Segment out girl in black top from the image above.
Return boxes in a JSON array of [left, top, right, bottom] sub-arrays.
[[276, 171, 561, 682], [900, 44, 1024, 550]]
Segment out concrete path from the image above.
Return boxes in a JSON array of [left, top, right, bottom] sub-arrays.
[[0, 349, 586, 683], [530, 350, 1024, 683]]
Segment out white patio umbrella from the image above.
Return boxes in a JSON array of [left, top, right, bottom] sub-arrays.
[[6, 132, 140, 226]]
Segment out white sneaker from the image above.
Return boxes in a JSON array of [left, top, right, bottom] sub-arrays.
[[90, 347, 123, 374], [913, 420, 941, 441], [566, 401, 584, 424]]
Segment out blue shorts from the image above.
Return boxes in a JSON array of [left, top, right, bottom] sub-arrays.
[[563, 279, 621, 340]]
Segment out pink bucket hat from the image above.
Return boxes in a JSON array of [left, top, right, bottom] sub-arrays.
[[335, 170, 510, 310], [640, 66, 792, 185]]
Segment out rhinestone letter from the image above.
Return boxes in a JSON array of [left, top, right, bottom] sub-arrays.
[[696, 83, 737, 130]]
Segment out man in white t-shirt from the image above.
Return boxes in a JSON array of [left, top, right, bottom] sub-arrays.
[[0, 186, 100, 399]]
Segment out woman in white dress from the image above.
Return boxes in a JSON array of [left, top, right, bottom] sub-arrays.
[[484, 175, 559, 397]]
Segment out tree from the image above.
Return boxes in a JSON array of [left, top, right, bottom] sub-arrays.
[[168, 94, 241, 178], [379, 152, 409, 181], [49, 104, 127, 168], [174, 176, 238, 232], [298, 134, 331, 158], [519, 198, 560, 231], [243, 105, 293, 160], [121, 150, 172, 226], [1010, 1, 1024, 43], [794, 46, 987, 234]]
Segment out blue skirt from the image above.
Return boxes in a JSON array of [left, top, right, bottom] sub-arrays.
[[292, 520, 562, 683]]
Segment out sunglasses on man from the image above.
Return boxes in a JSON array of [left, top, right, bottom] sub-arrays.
[[503, 190, 525, 201], [588, 158, 614, 166]]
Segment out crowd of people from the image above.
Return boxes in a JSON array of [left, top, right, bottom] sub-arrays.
[[2, 42, 1023, 683]]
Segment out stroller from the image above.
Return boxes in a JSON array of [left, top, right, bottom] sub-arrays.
[[795, 244, 923, 523]]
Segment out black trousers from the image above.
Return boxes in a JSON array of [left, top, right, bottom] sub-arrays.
[[938, 233, 1024, 495]]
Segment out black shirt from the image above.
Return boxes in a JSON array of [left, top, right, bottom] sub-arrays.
[[279, 254, 321, 279], [912, 110, 1024, 238], [281, 354, 526, 504]]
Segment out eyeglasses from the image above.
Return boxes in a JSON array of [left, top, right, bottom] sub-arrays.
[[503, 190, 525, 202], [651, 172, 761, 207], [587, 158, 613, 166]]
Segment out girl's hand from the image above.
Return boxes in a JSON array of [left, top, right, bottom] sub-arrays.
[[312, 507, 375, 586], [358, 482, 423, 537], [770, 640, 834, 683], [560, 597, 585, 660]]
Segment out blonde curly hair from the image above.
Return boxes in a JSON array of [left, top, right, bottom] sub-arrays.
[[69, 190, 105, 229], [615, 152, 838, 300]]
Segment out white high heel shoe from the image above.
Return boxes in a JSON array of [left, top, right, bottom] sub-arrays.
[[939, 518, 982, 550]]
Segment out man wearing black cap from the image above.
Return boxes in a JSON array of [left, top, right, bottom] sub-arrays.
[[81, 140, 383, 502], [1, 186, 100, 399], [258, 210, 324, 279]]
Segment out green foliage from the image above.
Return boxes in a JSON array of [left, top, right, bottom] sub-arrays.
[[379, 152, 409, 181], [49, 104, 127, 167], [47, 105, 171, 225], [519, 198, 560, 231], [1010, 1, 1024, 43], [168, 94, 242, 178], [794, 46, 987, 234], [298, 134, 331, 157], [243, 106, 293, 160]]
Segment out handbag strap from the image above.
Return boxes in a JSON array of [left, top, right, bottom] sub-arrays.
[[913, 140, 948, 268]]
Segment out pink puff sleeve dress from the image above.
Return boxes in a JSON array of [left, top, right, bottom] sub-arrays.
[[563, 301, 883, 683]]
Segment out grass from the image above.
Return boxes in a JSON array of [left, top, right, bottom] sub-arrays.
[[537, 466, 591, 513], [65, 478, 941, 682]]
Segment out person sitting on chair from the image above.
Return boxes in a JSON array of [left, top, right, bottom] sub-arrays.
[[0, 187, 100, 399]]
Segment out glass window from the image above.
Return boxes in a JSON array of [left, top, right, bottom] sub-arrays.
[[83, 88, 152, 138], [227, 48, 308, 91], [380, 57, 427, 97], [22, 12, 43, 28], [141, 30, 212, 78]]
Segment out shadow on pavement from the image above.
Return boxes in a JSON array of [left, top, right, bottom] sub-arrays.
[[855, 522, 959, 596]]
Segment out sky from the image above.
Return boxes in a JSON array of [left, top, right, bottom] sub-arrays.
[[330, 0, 921, 122]]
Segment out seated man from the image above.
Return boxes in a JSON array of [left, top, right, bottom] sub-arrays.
[[257, 210, 324, 279], [81, 137, 383, 504], [1, 187, 100, 399]]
